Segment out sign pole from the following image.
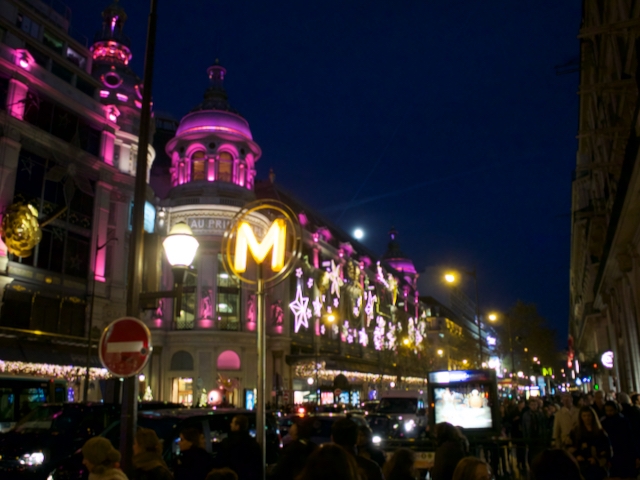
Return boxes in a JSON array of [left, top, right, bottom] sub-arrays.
[[256, 265, 266, 478]]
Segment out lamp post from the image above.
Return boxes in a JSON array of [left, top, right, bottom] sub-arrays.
[[84, 236, 118, 402], [444, 268, 483, 365], [163, 222, 200, 325]]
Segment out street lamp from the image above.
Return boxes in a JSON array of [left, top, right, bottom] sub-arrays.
[[163, 222, 199, 324], [444, 269, 484, 365]]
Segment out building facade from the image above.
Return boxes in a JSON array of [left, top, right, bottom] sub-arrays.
[[570, 2, 640, 392], [0, 0, 154, 401]]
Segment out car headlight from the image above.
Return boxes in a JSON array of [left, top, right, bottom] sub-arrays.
[[372, 435, 382, 444], [19, 452, 45, 466], [404, 420, 415, 432]]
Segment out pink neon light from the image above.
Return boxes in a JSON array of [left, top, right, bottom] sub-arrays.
[[116, 93, 128, 102], [108, 113, 117, 122], [207, 159, 215, 181], [153, 318, 163, 329], [19, 57, 29, 69], [198, 319, 214, 329], [135, 100, 142, 108], [94, 275, 106, 283], [217, 350, 241, 370], [99, 90, 110, 98]]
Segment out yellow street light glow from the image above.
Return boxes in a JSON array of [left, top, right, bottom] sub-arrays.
[[524, 347, 528, 352], [444, 273, 456, 283], [488, 313, 497, 321], [233, 219, 286, 273], [327, 314, 335, 322], [437, 349, 444, 356], [403, 338, 410, 346], [533, 357, 538, 362], [462, 359, 468, 365]]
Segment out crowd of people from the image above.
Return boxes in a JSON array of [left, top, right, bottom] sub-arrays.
[[501, 390, 640, 480], [78, 390, 640, 480]]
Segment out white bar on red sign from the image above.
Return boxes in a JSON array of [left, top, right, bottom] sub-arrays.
[[106, 341, 144, 353]]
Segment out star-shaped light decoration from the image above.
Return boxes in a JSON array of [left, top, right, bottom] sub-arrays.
[[320, 324, 326, 335], [333, 298, 340, 308], [327, 260, 344, 298], [312, 297, 323, 317], [295, 268, 303, 278], [289, 285, 311, 333], [364, 291, 376, 325], [307, 277, 314, 289], [358, 328, 369, 347], [332, 325, 339, 335]]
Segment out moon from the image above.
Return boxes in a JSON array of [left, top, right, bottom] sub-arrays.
[[353, 228, 364, 240]]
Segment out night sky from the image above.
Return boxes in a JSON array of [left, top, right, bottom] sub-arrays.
[[64, 1, 581, 344]]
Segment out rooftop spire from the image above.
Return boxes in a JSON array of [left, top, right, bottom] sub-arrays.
[[191, 61, 239, 114], [95, 0, 130, 46]]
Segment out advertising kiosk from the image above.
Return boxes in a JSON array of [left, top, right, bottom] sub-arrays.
[[427, 369, 499, 436]]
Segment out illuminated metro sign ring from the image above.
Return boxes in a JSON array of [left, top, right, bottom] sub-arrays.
[[99, 317, 152, 377], [601, 351, 614, 369], [222, 200, 302, 286]]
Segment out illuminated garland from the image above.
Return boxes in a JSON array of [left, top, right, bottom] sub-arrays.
[[294, 362, 427, 387], [0, 360, 110, 382]]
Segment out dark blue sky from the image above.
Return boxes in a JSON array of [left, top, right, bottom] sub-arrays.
[[66, 1, 580, 343]]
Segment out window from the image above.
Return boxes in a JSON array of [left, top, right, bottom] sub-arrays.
[[191, 151, 206, 181], [0, 288, 32, 329], [43, 30, 63, 55], [17, 13, 40, 39], [66, 47, 86, 69], [217, 254, 240, 330], [217, 152, 233, 182], [51, 61, 73, 83]]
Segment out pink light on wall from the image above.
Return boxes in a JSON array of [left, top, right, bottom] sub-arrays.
[[7, 79, 28, 120], [99, 90, 110, 98], [198, 319, 214, 329], [134, 100, 142, 108], [116, 93, 128, 102], [207, 159, 215, 181], [217, 350, 241, 370]]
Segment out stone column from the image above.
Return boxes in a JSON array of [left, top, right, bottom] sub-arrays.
[[196, 245, 216, 329], [100, 131, 116, 166]]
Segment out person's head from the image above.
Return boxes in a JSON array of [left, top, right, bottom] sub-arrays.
[[231, 415, 249, 433], [546, 404, 557, 416], [134, 427, 162, 455], [331, 418, 358, 448], [452, 457, 492, 480], [82, 437, 121, 474], [594, 391, 604, 405], [632, 393, 640, 406], [528, 399, 539, 411], [577, 406, 602, 435], [604, 400, 619, 417], [297, 444, 360, 480], [206, 468, 239, 480], [561, 394, 573, 409], [517, 400, 525, 411], [585, 393, 594, 405], [435, 422, 466, 446], [179, 425, 205, 451], [356, 424, 373, 447], [617, 392, 631, 405], [382, 448, 416, 480], [530, 449, 584, 480]]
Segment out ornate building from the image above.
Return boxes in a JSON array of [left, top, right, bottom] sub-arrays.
[[570, 2, 640, 392], [0, 0, 154, 400]]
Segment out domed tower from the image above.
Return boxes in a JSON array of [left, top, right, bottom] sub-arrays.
[[90, 1, 154, 176], [382, 227, 418, 286], [164, 62, 261, 204]]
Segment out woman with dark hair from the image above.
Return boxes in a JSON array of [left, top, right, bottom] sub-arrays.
[[297, 444, 360, 480], [600, 400, 637, 479], [382, 448, 417, 480], [451, 457, 492, 480], [530, 449, 584, 480], [431, 423, 469, 480], [569, 406, 611, 480]]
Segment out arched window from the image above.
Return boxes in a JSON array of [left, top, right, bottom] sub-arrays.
[[191, 151, 206, 181], [217, 152, 233, 182], [217, 350, 241, 370], [170, 350, 194, 370]]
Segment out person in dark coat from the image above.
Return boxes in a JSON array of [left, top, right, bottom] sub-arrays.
[[332, 418, 383, 480], [132, 428, 173, 480], [215, 415, 262, 480], [383, 448, 417, 480], [431, 422, 468, 480], [601, 400, 637, 479], [569, 406, 611, 480], [173, 425, 216, 480], [356, 424, 386, 469], [270, 417, 317, 480], [522, 399, 549, 467]]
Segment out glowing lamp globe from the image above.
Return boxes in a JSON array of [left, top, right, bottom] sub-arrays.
[[163, 222, 199, 267]]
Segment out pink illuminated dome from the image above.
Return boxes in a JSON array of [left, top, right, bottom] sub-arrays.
[[166, 62, 261, 191], [382, 227, 417, 275]]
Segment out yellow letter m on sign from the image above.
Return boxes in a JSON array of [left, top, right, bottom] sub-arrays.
[[234, 219, 286, 273]]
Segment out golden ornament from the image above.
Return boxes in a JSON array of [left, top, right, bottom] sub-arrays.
[[1, 204, 42, 258]]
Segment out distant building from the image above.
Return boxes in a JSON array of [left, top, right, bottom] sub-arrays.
[[570, 3, 640, 392]]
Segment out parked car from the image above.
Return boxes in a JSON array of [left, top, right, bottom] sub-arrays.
[[279, 412, 369, 445], [0, 403, 121, 480], [48, 407, 282, 480]]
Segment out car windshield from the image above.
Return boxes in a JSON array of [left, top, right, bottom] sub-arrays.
[[14, 405, 80, 434], [377, 398, 417, 414]]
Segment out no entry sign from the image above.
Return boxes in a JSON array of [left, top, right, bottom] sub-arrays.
[[99, 317, 152, 377]]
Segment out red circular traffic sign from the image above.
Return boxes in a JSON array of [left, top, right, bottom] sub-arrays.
[[99, 317, 152, 377]]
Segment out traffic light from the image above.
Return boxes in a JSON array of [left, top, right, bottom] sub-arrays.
[[594, 384, 599, 390]]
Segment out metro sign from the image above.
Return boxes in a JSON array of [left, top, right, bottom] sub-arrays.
[[234, 218, 286, 273], [99, 317, 152, 377]]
